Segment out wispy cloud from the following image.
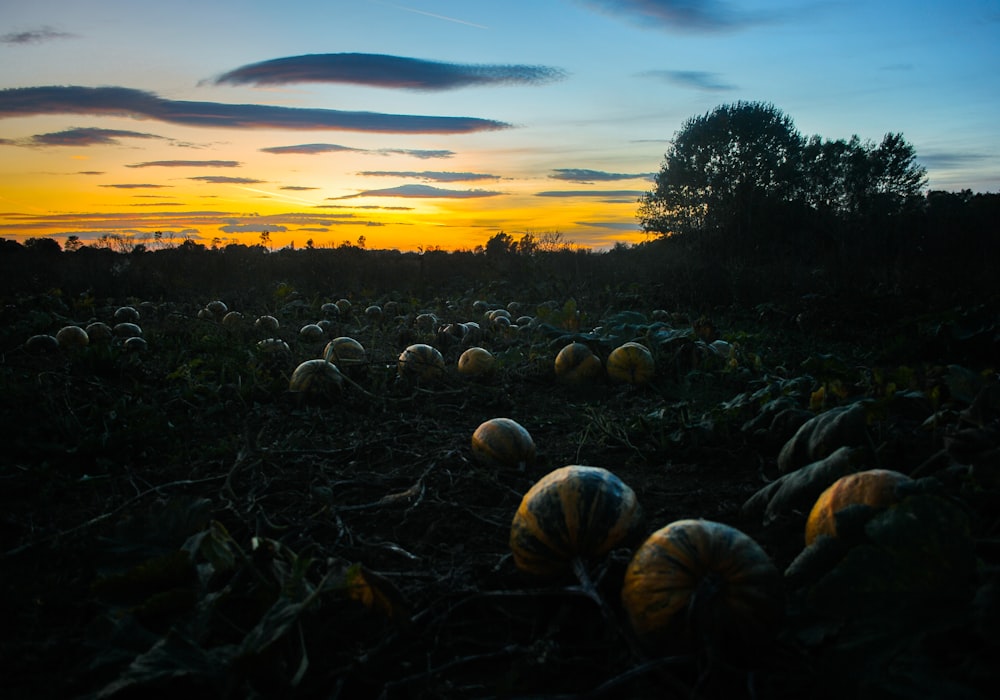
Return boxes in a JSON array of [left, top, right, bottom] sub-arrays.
[[574, 0, 770, 32], [358, 170, 500, 182], [99, 183, 173, 189], [550, 168, 654, 183], [535, 189, 645, 198], [916, 152, 992, 169], [332, 184, 504, 199], [127, 160, 241, 168], [0, 86, 511, 134], [1, 26, 75, 45], [189, 176, 265, 184], [211, 53, 566, 90], [281, 185, 319, 191], [28, 127, 165, 147], [219, 222, 287, 234], [260, 142, 455, 159], [638, 69, 736, 91]]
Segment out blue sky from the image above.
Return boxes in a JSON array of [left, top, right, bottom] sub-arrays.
[[1, 0, 997, 251]]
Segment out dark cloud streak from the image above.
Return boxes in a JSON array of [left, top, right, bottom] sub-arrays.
[[358, 171, 500, 182], [260, 143, 455, 159], [1, 27, 75, 45], [550, 168, 654, 183], [211, 53, 566, 91], [127, 160, 241, 168], [30, 127, 164, 146], [575, 0, 770, 32], [333, 184, 503, 199], [0, 86, 510, 134], [638, 69, 736, 91]]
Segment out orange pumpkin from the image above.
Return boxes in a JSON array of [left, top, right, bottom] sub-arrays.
[[471, 418, 535, 469], [457, 346, 496, 378], [804, 469, 912, 545], [554, 342, 603, 385], [398, 343, 445, 383], [323, 336, 367, 368], [621, 519, 784, 651], [510, 465, 641, 577], [606, 342, 655, 385]]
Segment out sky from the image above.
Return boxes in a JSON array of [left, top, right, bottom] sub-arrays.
[[1, 0, 998, 252]]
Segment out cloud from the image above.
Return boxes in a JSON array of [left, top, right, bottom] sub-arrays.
[[638, 69, 736, 91], [1, 27, 75, 45], [0, 85, 511, 134], [260, 142, 455, 159], [189, 176, 265, 184], [28, 126, 165, 147], [574, 0, 768, 32], [281, 185, 319, 191], [99, 183, 173, 189], [357, 170, 500, 182], [550, 168, 654, 183], [535, 189, 646, 198], [211, 53, 566, 90], [575, 220, 642, 230], [219, 223, 288, 234], [916, 152, 992, 169], [332, 184, 503, 199], [127, 160, 241, 168]]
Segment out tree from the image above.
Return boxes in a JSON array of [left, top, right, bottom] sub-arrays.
[[484, 231, 515, 257], [638, 101, 803, 253]]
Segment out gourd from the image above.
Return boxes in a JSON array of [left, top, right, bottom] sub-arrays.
[[606, 342, 655, 385], [205, 300, 228, 316], [457, 347, 496, 378], [299, 323, 325, 343], [335, 299, 352, 316], [509, 465, 641, 577], [398, 343, 445, 383], [289, 359, 343, 394], [113, 305, 140, 323], [222, 311, 244, 329], [255, 315, 280, 333], [113, 322, 143, 339], [554, 342, 603, 385], [804, 468, 912, 545], [364, 305, 383, 323], [123, 336, 148, 353], [323, 337, 366, 368], [320, 302, 341, 320], [56, 325, 89, 349], [85, 321, 113, 344], [25, 334, 59, 353], [471, 418, 535, 469], [621, 519, 784, 652]]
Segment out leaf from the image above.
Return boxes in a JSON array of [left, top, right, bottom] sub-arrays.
[[344, 563, 412, 625]]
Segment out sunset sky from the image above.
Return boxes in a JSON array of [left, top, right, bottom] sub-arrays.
[[1, 0, 997, 252]]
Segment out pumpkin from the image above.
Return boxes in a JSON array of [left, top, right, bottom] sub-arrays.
[[299, 323, 325, 343], [364, 304, 383, 323], [606, 342, 655, 385], [554, 342, 603, 385], [323, 336, 367, 368], [509, 465, 641, 577], [289, 359, 343, 394], [335, 299, 352, 316], [25, 334, 59, 353], [197, 308, 215, 321], [222, 311, 244, 329], [457, 346, 496, 378], [113, 305, 140, 323], [206, 300, 228, 316], [398, 343, 445, 383], [471, 417, 535, 469], [320, 302, 341, 320], [123, 336, 148, 353], [56, 325, 89, 349], [255, 315, 280, 333], [85, 321, 113, 344], [804, 468, 912, 545], [113, 322, 143, 339], [621, 519, 784, 652]]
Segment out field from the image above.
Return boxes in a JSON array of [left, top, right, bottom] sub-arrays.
[[1, 279, 997, 699]]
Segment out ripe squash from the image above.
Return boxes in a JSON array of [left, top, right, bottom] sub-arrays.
[[255, 315, 280, 333], [56, 325, 89, 349], [206, 300, 228, 316], [85, 321, 113, 344], [510, 465, 641, 577], [323, 336, 367, 368], [621, 519, 784, 652], [25, 334, 59, 353], [471, 418, 535, 469], [113, 322, 143, 339], [606, 342, 655, 385], [113, 305, 140, 323], [457, 346, 496, 378], [398, 343, 445, 383], [554, 342, 603, 385], [804, 468, 912, 545], [289, 359, 343, 394]]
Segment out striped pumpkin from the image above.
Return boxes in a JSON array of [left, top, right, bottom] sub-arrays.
[[289, 359, 343, 394], [606, 342, 655, 385], [457, 346, 496, 378], [471, 418, 535, 469], [323, 336, 367, 368], [398, 343, 445, 383], [510, 465, 641, 576], [621, 519, 784, 649], [805, 469, 912, 545], [554, 342, 603, 385]]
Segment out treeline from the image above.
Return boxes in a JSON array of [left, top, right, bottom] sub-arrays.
[[0, 188, 997, 313]]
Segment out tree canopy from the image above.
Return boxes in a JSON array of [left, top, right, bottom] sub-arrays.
[[638, 102, 927, 259]]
